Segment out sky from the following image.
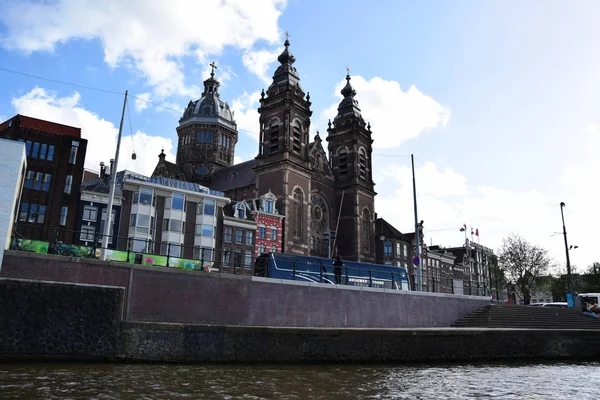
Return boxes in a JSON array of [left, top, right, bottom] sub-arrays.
[[0, 0, 599, 271]]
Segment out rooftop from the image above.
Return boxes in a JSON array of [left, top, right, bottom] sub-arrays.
[[0, 114, 81, 138]]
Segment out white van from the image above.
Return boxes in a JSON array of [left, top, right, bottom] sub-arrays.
[[579, 293, 600, 305]]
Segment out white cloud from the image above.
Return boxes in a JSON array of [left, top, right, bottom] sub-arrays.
[[242, 49, 280, 84], [375, 125, 600, 271], [201, 63, 236, 84], [231, 90, 261, 141], [320, 76, 451, 148], [234, 155, 244, 165], [134, 92, 150, 112], [0, 0, 286, 98], [11, 87, 175, 176]]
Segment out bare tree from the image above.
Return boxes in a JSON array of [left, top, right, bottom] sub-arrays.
[[498, 234, 551, 305]]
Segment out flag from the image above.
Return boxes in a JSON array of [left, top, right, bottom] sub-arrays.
[[460, 223, 466, 232], [475, 229, 479, 237], [471, 228, 474, 236]]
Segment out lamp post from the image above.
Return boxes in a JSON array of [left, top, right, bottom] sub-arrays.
[[559, 202, 573, 307]]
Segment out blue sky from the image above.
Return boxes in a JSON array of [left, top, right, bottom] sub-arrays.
[[1, 0, 599, 269]]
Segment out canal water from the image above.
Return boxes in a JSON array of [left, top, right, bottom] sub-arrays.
[[1, 362, 599, 399]]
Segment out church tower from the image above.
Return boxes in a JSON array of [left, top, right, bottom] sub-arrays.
[[327, 71, 376, 262], [255, 36, 313, 255], [176, 63, 238, 184]]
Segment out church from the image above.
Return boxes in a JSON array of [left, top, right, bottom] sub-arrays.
[[153, 38, 377, 262]]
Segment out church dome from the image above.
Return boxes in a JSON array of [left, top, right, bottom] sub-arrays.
[[179, 65, 236, 130]]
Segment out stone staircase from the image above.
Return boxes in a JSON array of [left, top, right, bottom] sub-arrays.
[[453, 304, 600, 330]]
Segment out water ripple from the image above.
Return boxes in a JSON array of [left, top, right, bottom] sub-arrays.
[[0, 361, 598, 399]]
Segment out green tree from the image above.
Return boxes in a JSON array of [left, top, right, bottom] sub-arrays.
[[498, 234, 551, 305], [580, 262, 600, 293]]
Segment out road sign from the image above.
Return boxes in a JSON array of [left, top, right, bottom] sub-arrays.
[[413, 256, 420, 266]]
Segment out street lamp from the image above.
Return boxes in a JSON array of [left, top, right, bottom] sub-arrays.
[[559, 202, 573, 307]]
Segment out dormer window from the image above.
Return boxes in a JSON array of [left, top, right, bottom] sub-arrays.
[[237, 203, 246, 219], [264, 200, 274, 213]]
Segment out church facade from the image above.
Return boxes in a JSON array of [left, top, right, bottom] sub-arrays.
[[153, 39, 377, 262]]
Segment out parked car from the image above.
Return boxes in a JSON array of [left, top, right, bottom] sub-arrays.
[[541, 302, 568, 308]]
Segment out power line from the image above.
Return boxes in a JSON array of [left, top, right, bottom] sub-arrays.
[[0, 65, 261, 137]]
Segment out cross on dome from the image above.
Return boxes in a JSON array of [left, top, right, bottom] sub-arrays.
[[210, 62, 217, 76]]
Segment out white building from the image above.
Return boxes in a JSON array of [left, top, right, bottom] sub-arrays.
[[0, 138, 27, 267]]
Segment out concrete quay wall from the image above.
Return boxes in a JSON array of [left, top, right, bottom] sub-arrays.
[[0, 251, 489, 328], [122, 322, 600, 364]]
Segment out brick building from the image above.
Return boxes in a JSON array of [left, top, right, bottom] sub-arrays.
[[153, 38, 377, 262], [0, 115, 87, 243], [246, 190, 284, 257]]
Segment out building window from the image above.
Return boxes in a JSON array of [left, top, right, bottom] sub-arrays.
[[270, 245, 277, 253], [292, 188, 304, 239], [245, 231, 253, 246], [384, 241, 392, 257], [258, 226, 266, 239], [83, 205, 98, 221], [196, 200, 203, 214], [292, 120, 302, 155], [166, 193, 185, 210], [396, 242, 401, 257], [358, 148, 367, 180], [47, 145, 54, 161], [236, 203, 245, 219], [31, 142, 40, 158], [223, 250, 231, 266], [25, 141, 32, 157], [25, 171, 33, 189], [224, 227, 232, 242], [33, 172, 42, 190], [64, 175, 73, 194], [194, 247, 212, 262], [80, 226, 96, 242], [202, 224, 214, 237], [269, 228, 277, 241], [244, 251, 252, 269], [69, 141, 79, 164], [39, 144, 47, 160], [27, 204, 37, 223], [269, 122, 279, 154], [161, 242, 181, 257], [164, 219, 183, 233], [264, 200, 274, 213], [34, 205, 45, 224], [363, 209, 371, 253], [131, 214, 150, 234], [204, 199, 215, 216], [42, 173, 51, 192], [403, 243, 408, 257], [258, 245, 266, 254], [19, 203, 28, 222], [338, 148, 348, 177], [59, 206, 68, 226], [235, 229, 243, 243], [134, 187, 154, 206]]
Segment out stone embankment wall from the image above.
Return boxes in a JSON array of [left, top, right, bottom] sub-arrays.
[[1, 277, 598, 363], [0, 278, 123, 360], [0, 251, 489, 328], [122, 322, 600, 363]]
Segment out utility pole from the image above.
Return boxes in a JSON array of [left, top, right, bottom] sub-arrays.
[[411, 154, 422, 291], [100, 91, 128, 261], [559, 202, 573, 307]]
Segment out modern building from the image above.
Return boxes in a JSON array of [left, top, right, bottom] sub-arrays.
[[117, 173, 230, 268], [0, 115, 88, 244], [153, 38, 377, 262], [246, 190, 285, 257], [0, 139, 26, 267]]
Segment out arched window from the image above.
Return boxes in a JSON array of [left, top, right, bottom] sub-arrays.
[[292, 120, 302, 155], [338, 147, 348, 178], [363, 208, 371, 253], [359, 148, 367, 180], [292, 188, 304, 240], [269, 120, 279, 154], [315, 153, 323, 170]]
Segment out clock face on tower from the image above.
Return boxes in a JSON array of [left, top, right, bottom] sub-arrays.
[[311, 194, 329, 233]]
